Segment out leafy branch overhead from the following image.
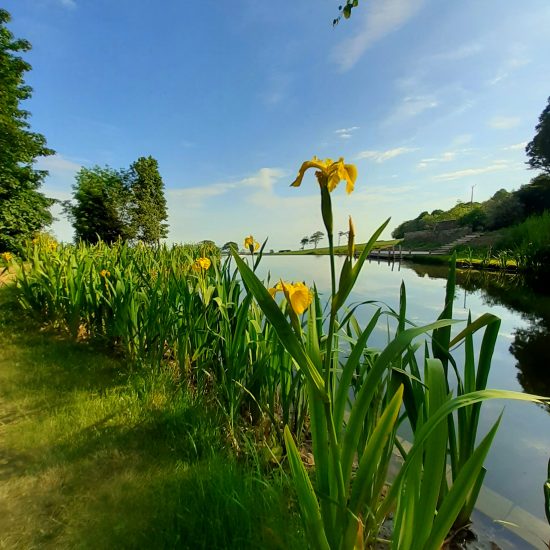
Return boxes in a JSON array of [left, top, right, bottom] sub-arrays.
[[333, 0, 359, 26]]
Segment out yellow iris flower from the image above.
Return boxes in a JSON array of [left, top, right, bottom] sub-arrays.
[[244, 235, 260, 252], [99, 269, 110, 278], [290, 156, 357, 194], [193, 257, 211, 270], [1, 252, 13, 262], [269, 280, 312, 315]]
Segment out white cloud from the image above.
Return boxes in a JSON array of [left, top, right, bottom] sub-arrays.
[[35, 154, 82, 173], [433, 161, 515, 181], [335, 126, 360, 139], [417, 151, 457, 168], [167, 168, 286, 208], [384, 95, 439, 125], [503, 141, 527, 151], [356, 147, 417, 163], [331, 0, 427, 72], [59, 0, 76, 8], [488, 116, 521, 130]]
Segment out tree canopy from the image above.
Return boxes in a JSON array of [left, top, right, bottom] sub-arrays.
[[65, 166, 132, 244], [0, 9, 54, 252], [526, 96, 550, 174], [65, 157, 169, 244], [309, 231, 325, 249], [128, 156, 168, 244]]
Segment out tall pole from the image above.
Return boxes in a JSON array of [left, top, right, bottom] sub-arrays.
[[470, 184, 477, 204]]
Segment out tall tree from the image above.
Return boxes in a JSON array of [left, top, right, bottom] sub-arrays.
[[128, 156, 168, 244], [526, 96, 550, 174], [0, 9, 54, 252], [65, 166, 132, 244], [300, 236, 309, 250]]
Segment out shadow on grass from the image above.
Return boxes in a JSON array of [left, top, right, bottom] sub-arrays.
[[0, 287, 305, 549]]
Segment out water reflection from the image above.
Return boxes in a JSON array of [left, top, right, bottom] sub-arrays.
[[511, 325, 550, 412], [403, 261, 550, 408], [256, 256, 550, 522]]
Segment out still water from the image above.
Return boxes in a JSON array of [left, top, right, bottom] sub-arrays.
[[255, 255, 550, 526]]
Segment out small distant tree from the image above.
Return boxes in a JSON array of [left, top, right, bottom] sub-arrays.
[[65, 166, 132, 244], [526, 96, 550, 174], [338, 230, 349, 246], [300, 236, 310, 250], [309, 230, 324, 249], [128, 156, 168, 245]]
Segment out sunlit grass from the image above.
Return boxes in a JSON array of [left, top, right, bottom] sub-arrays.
[[0, 288, 304, 549]]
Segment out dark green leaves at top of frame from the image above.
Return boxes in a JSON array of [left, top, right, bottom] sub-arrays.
[[334, 0, 359, 25]]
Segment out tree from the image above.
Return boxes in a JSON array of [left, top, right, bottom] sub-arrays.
[[0, 9, 54, 252], [128, 156, 168, 244], [309, 231, 324, 249], [338, 230, 349, 246], [65, 166, 132, 244], [526, 96, 550, 174], [300, 236, 310, 250], [484, 189, 525, 230], [516, 174, 550, 217]]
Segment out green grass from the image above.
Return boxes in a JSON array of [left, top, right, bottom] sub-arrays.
[[0, 286, 304, 549], [281, 239, 401, 255]]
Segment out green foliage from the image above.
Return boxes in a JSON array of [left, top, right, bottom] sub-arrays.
[[65, 156, 169, 244], [392, 203, 481, 238], [0, 9, 54, 253], [497, 211, 550, 274], [0, 293, 305, 549], [484, 188, 525, 230], [333, 0, 360, 26], [128, 156, 169, 244], [65, 166, 133, 244], [516, 173, 550, 217], [526, 96, 550, 174]]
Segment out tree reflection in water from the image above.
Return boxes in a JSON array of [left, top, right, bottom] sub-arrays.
[[404, 261, 550, 412]]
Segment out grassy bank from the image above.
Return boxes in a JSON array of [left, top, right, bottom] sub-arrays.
[[280, 239, 400, 255], [0, 286, 304, 549]]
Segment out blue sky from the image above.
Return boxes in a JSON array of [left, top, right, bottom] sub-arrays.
[[5, 0, 550, 249]]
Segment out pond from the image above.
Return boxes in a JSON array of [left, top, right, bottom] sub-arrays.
[[255, 255, 550, 545]]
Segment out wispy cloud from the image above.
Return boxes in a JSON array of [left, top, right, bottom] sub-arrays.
[[384, 95, 439, 125], [356, 147, 417, 163], [335, 126, 360, 139], [433, 161, 514, 181], [429, 42, 484, 62], [59, 0, 76, 8], [331, 0, 427, 72], [417, 151, 457, 169], [35, 154, 82, 173], [261, 72, 292, 106], [168, 168, 286, 207], [503, 141, 527, 151], [488, 116, 521, 130]]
